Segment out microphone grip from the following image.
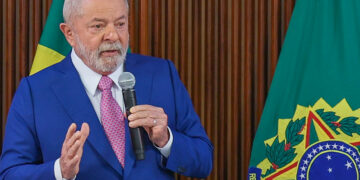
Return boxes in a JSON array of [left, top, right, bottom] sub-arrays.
[[123, 89, 145, 160]]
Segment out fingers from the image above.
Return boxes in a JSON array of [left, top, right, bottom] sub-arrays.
[[62, 123, 77, 155], [128, 110, 167, 120], [127, 105, 169, 147], [128, 113, 167, 128], [128, 111, 166, 126], [128, 105, 167, 128], [80, 123, 90, 141], [76, 123, 90, 165], [60, 123, 90, 179], [130, 105, 164, 114], [67, 139, 81, 158], [128, 117, 156, 128], [64, 123, 77, 146], [66, 131, 81, 149]]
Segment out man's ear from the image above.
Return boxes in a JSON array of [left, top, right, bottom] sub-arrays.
[[60, 23, 76, 47]]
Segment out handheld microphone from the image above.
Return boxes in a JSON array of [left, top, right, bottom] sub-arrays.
[[119, 72, 145, 160]]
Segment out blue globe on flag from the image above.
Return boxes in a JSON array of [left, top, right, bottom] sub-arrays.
[[297, 141, 359, 179]]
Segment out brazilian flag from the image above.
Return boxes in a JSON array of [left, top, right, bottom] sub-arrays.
[[31, 0, 131, 75], [248, 0, 360, 179], [31, 0, 70, 75]]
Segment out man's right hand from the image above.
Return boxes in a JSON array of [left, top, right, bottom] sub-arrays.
[[60, 123, 90, 179]]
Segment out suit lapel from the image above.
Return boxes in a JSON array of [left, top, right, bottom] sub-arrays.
[[51, 56, 124, 176], [123, 54, 154, 178]]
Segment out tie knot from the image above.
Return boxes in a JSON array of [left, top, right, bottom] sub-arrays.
[[98, 76, 113, 91]]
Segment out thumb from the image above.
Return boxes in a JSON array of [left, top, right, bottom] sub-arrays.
[[143, 127, 151, 135]]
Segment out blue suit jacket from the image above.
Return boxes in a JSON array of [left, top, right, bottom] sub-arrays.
[[0, 54, 213, 180]]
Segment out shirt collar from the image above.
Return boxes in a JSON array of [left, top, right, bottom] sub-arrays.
[[71, 49, 124, 96]]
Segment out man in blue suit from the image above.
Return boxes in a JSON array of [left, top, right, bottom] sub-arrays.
[[0, 0, 213, 179]]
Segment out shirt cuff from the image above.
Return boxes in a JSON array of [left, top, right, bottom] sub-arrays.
[[54, 158, 76, 180], [154, 127, 173, 158]]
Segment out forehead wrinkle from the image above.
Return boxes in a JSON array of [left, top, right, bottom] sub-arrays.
[[82, 6, 127, 19], [64, 0, 129, 24], [81, 0, 128, 14]]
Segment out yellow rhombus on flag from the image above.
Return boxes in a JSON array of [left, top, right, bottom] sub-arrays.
[[31, 0, 70, 75]]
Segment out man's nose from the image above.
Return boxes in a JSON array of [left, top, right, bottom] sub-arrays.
[[103, 24, 120, 42]]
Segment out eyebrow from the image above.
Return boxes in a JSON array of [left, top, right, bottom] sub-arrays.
[[91, 15, 126, 23], [92, 18, 106, 23], [115, 15, 126, 21]]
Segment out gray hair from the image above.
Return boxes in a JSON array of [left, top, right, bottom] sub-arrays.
[[63, 0, 129, 24]]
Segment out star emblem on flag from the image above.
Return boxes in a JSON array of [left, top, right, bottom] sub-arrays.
[[252, 98, 360, 179], [297, 140, 359, 179]]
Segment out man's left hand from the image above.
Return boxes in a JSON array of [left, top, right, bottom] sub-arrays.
[[128, 105, 169, 147]]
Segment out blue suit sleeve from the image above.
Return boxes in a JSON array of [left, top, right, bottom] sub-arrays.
[[0, 78, 55, 180], [163, 61, 214, 178]]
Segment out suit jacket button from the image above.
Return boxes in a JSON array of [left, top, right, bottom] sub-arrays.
[[177, 167, 186, 173]]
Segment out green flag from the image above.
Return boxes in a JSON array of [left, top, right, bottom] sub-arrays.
[[31, 0, 70, 75], [248, 0, 360, 179]]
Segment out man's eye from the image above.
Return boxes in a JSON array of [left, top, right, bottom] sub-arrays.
[[116, 22, 125, 27], [91, 24, 103, 29]]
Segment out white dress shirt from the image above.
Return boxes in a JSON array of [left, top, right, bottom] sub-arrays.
[[54, 49, 173, 180]]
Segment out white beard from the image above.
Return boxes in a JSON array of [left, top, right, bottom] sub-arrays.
[[75, 36, 128, 73]]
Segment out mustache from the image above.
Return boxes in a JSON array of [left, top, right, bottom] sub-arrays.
[[98, 42, 126, 55]]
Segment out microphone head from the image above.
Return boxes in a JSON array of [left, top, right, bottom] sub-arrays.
[[119, 72, 136, 90]]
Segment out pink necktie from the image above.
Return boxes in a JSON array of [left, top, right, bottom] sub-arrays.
[[98, 76, 125, 167]]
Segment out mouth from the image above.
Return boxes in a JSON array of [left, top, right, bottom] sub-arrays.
[[100, 50, 120, 57]]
